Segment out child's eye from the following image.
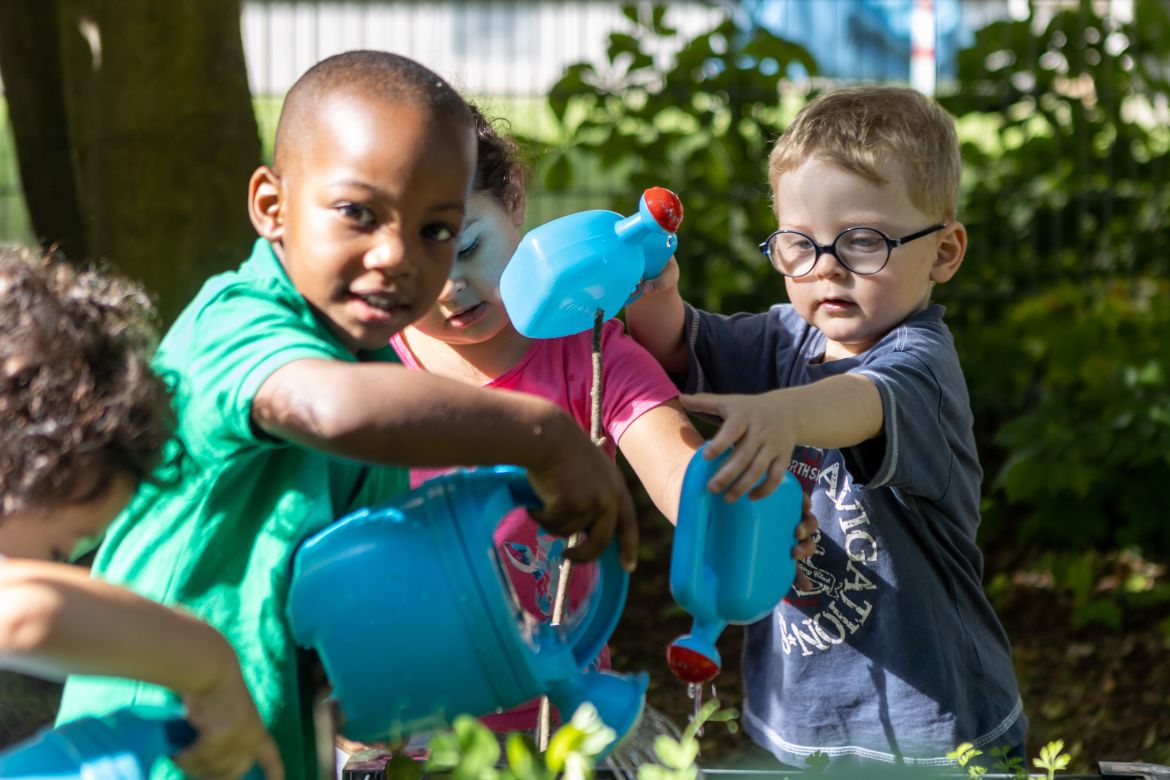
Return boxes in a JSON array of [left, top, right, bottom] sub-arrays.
[[423, 223, 459, 243], [457, 237, 481, 260], [337, 202, 376, 229]]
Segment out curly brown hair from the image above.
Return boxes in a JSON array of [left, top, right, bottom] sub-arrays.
[[468, 102, 530, 210], [0, 244, 174, 516]]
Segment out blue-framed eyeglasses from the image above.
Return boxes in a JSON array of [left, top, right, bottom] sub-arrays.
[[759, 224, 947, 278]]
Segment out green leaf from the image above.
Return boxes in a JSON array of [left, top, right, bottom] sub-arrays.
[[636, 766, 671, 780], [608, 32, 643, 64], [548, 63, 593, 122], [449, 715, 501, 779], [650, 5, 677, 36], [652, 735, 686, 769], [425, 731, 462, 771], [947, 742, 982, 767], [504, 732, 544, 780], [805, 751, 830, 773]]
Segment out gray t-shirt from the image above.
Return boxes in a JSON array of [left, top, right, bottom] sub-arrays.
[[683, 303, 1026, 768]]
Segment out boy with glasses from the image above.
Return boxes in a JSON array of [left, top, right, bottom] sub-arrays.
[[626, 86, 1027, 770]]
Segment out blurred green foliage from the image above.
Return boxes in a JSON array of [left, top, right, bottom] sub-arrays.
[[939, 0, 1170, 552], [541, 4, 814, 314], [541, 0, 1170, 556]]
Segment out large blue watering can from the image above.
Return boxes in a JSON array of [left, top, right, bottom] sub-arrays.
[[500, 187, 683, 339], [0, 706, 198, 780], [286, 466, 647, 750], [667, 445, 805, 684]]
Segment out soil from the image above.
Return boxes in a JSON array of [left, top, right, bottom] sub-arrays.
[[606, 498, 1170, 774]]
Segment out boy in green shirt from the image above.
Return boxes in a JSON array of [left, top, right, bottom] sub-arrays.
[[57, 51, 638, 780]]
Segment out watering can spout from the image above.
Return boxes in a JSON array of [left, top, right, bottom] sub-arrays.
[[546, 670, 649, 756], [666, 617, 726, 685]]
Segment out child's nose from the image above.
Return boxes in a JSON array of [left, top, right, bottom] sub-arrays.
[[813, 249, 850, 279], [364, 231, 410, 274], [438, 276, 466, 301]]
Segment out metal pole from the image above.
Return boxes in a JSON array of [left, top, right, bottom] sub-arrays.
[[910, 0, 937, 96]]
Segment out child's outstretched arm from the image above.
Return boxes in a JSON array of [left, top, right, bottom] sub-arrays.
[[254, 361, 638, 570], [682, 373, 883, 502], [0, 559, 283, 780], [626, 257, 688, 373], [615, 399, 819, 568], [613, 399, 704, 521]]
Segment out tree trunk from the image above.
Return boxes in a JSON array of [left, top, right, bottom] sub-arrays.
[[0, 0, 261, 322], [0, 2, 86, 260]]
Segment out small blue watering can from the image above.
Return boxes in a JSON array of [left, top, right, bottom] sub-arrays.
[[0, 706, 198, 780], [667, 445, 805, 684], [500, 187, 683, 339], [286, 466, 647, 750]]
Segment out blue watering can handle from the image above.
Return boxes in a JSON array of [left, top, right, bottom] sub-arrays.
[[501, 470, 628, 667], [672, 445, 716, 611]]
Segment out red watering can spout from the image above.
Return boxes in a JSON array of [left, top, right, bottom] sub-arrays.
[[643, 187, 684, 233], [666, 643, 721, 685]]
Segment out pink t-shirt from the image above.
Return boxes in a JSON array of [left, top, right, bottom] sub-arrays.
[[390, 319, 678, 731]]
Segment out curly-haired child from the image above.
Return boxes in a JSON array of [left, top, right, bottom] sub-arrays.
[[0, 244, 282, 780]]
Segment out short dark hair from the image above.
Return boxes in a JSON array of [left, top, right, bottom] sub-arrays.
[[274, 50, 472, 171], [0, 245, 174, 515]]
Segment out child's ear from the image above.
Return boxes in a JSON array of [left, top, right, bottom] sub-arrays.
[[502, 162, 528, 228], [930, 221, 967, 284], [506, 184, 528, 229], [248, 166, 284, 241]]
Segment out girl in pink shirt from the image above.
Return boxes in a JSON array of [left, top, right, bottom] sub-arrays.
[[390, 106, 815, 733]]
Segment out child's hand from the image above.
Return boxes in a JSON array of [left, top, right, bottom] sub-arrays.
[[526, 424, 639, 572], [792, 492, 818, 592], [174, 656, 284, 780], [635, 256, 680, 297], [680, 391, 797, 503]]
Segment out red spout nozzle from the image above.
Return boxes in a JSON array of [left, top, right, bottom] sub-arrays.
[[666, 643, 720, 685], [643, 187, 684, 233]]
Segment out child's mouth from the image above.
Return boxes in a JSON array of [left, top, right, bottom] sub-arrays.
[[447, 302, 487, 329], [818, 298, 855, 312], [351, 291, 407, 320]]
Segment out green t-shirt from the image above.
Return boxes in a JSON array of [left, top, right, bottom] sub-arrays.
[[56, 239, 408, 779]]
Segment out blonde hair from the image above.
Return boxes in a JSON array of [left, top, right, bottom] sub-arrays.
[[769, 86, 961, 222]]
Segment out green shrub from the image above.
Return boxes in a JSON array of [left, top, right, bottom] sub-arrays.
[[539, 3, 816, 314], [938, 0, 1170, 550]]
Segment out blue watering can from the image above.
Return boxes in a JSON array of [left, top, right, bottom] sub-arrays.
[[286, 466, 647, 750], [500, 187, 683, 339], [0, 706, 198, 780], [667, 445, 805, 684]]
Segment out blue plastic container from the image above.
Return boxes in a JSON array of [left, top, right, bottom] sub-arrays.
[[286, 466, 647, 753], [0, 706, 196, 780], [500, 187, 683, 339], [667, 445, 805, 684]]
